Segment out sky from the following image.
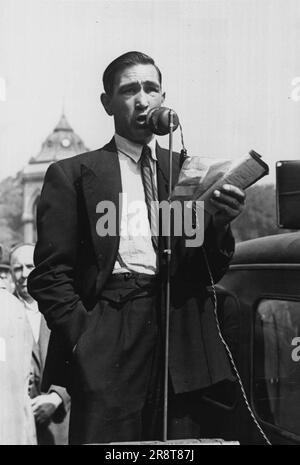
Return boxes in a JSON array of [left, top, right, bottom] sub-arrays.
[[1, 0, 300, 184]]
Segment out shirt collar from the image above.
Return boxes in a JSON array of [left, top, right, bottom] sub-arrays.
[[114, 133, 157, 164]]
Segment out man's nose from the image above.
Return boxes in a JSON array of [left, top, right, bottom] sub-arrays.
[[21, 265, 31, 278], [135, 90, 149, 110]]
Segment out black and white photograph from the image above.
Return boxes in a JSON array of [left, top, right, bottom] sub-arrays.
[[1, 0, 300, 450]]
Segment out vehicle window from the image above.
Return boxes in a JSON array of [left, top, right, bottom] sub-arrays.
[[254, 299, 300, 436]]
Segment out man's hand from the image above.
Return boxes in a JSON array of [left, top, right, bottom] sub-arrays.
[[31, 392, 62, 425], [210, 184, 246, 230]]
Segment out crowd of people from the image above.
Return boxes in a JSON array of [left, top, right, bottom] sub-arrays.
[[0, 243, 70, 445]]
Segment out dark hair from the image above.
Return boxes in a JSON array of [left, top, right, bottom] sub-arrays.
[[102, 51, 162, 95]]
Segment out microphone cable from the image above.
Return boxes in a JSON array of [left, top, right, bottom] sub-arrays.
[[179, 122, 187, 160], [202, 248, 272, 445]]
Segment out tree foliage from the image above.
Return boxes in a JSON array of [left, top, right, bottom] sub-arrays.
[[0, 174, 23, 261]]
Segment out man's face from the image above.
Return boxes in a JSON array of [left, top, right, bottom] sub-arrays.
[[0, 267, 14, 293], [102, 64, 165, 144], [10, 245, 34, 301]]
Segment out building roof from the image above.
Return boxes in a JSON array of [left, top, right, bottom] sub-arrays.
[[31, 113, 88, 163]]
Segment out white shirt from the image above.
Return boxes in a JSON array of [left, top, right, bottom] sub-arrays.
[[113, 133, 158, 275]]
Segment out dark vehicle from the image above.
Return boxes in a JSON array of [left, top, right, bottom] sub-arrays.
[[196, 161, 300, 445]]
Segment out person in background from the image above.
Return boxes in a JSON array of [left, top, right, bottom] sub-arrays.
[[0, 244, 14, 293], [0, 286, 36, 444], [10, 243, 70, 445], [0, 263, 14, 293]]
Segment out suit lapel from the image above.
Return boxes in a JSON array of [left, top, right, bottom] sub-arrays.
[[31, 337, 41, 371], [80, 138, 121, 290], [31, 315, 49, 372], [38, 316, 50, 370]]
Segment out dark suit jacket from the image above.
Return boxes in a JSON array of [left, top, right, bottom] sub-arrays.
[[28, 138, 235, 396]]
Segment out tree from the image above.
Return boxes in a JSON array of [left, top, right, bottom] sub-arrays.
[[0, 174, 23, 261]]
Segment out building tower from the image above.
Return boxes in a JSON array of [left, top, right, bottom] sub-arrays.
[[22, 114, 88, 243]]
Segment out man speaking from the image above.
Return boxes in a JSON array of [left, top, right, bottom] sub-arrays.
[[28, 51, 245, 444]]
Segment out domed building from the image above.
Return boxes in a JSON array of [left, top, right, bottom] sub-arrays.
[[22, 114, 88, 243]]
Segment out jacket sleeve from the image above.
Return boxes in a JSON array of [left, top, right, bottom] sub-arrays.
[[27, 162, 88, 357], [48, 385, 71, 423], [202, 220, 235, 284]]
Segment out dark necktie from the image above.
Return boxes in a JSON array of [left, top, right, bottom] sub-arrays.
[[140, 145, 159, 250]]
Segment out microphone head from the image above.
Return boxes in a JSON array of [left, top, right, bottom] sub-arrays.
[[146, 107, 179, 135]]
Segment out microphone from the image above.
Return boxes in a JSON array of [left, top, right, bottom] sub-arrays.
[[146, 107, 179, 135]]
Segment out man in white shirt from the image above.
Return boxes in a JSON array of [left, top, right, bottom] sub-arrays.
[[10, 243, 70, 445], [28, 51, 245, 444]]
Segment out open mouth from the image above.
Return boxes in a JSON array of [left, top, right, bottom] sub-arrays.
[[135, 114, 148, 127]]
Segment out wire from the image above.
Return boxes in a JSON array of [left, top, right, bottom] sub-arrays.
[[179, 122, 186, 154], [202, 248, 272, 446]]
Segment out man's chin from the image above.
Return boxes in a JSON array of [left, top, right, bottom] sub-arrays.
[[131, 127, 154, 144], [18, 288, 30, 300], [117, 126, 154, 144]]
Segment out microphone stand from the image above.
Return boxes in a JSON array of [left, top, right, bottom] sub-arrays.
[[162, 109, 175, 442]]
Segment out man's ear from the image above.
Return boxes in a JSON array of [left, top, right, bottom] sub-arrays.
[[161, 91, 166, 104], [100, 93, 113, 116]]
